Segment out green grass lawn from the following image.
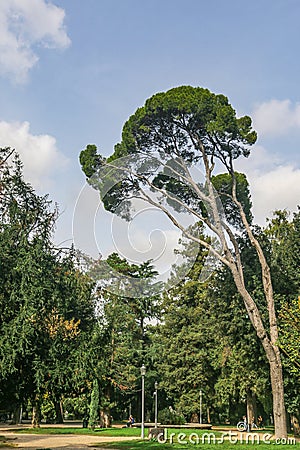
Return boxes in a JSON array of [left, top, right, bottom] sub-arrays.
[[96, 443, 298, 450], [95, 435, 299, 450], [11, 426, 299, 449], [13, 426, 141, 436], [13, 426, 223, 438], [92, 428, 298, 449]]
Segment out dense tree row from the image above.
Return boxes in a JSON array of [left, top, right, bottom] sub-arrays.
[[0, 148, 98, 425], [1, 89, 299, 437], [86, 211, 299, 433], [79, 85, 299, 438]]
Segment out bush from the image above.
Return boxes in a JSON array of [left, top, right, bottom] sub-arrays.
[[40, 397, 56, 424], [63, 396, 89, 420], [158, 407, 185, 425]]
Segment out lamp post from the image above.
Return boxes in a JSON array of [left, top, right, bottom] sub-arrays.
[[154, 381, 158, 428], [199, 390, 203, 424], [140, 364, 146, 439]]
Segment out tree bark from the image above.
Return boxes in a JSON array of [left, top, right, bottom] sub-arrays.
[[207, 407, 211, 424], [11, 405, 22, 424], [230, 174, 287, 439], [54, 400, 64, 424], [32, 402, 40, 428], [246, 390, 256, 429], [228, 261, 287, 439], [269, 351, 287, 438], [99, 409, 111, 428], [291, 415, 300, 436]]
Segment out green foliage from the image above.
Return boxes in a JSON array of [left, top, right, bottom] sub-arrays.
[[151, 225, 274, 423], [0, 148, 98, 421], [112, 86, 256, 162], [212, 172, 253, 227], [210, 230, 274, 419], [279, 297, 300, 375], [278, 295, 300, 422], [92, 253, 161, 421], [89, 379, 100, 429], [150, 235, 217, 420], [158, 407, 185, 425], [63, 395, 89, 419], [266, 209, 300, 296], [80, 144, 104, 178], [40, 395, 56, 423], [265, 209, 300, 406], [79, 86, 257, 224]]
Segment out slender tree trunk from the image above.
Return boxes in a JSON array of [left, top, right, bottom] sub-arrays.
[[230, 266, 287, 439], [207, 407, 211, 424], [269, 350, 287, 438], [32, 402, 40, 428], [230, 178, 288, 439], [54, 400, 64, 424], [246, 390, 256, 429], [101, 385, 112, 428], [11, 405, 22, 424], [99, 409, 111, 428]]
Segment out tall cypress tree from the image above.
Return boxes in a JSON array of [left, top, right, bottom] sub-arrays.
[[89, 379, 99, 429]]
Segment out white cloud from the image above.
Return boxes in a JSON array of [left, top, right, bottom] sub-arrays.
[[0, 120, 68, 188], [235, 144, 279, 174], [235, 145, 300, 224], [250, 164, 300, 224], [0, 0, 70, 83], [252, 99, 300, 136]]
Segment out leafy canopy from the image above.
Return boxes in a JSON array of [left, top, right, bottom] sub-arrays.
[[111, 86, 256, 163], [80, 86, 256, 231]]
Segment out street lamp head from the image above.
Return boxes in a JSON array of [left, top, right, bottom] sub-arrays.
[[140, 364, 146, 376], [155, 381, 158, 390]]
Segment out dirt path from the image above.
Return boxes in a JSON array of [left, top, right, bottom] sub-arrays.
[[1, 431, 138, 449]]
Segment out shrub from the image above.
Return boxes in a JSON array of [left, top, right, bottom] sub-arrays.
[[158, 407, 185, 425]]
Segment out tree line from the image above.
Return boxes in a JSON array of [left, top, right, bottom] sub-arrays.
[[79, 86, 299, 438], [0, 86, 299, 436]]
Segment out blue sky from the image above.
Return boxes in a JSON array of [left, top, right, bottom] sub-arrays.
[[0, 0, 300, 267]]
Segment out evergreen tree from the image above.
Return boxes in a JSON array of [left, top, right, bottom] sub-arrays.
[[89, 379, 100, 429], [0, 148, 98, 424], [266, 209, 300, 434], [84, 252, 160, 422], [151, 230, 218, 421]]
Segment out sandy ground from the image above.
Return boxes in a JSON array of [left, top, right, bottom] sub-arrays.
[[0, 423, 138, 449], [1, 431, 138, 449], [1, 423, 298, 449]]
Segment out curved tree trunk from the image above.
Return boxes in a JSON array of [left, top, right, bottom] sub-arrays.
[[242, 297, 286, 438], [230, 265, 287, 439], [230, 175, 287, 438]]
